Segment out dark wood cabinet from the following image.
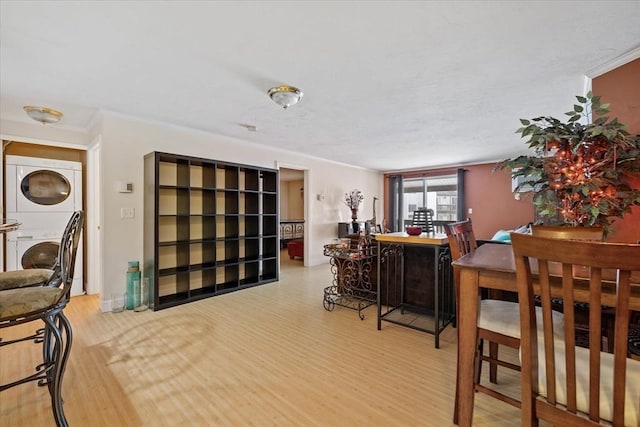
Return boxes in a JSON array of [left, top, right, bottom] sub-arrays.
[[144, 152, 278, 310]]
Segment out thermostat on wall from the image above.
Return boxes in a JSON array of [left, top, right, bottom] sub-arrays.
[[116, 182, 133, 193]]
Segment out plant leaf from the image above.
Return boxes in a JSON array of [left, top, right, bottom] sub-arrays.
[[591, 126, 603, 135]]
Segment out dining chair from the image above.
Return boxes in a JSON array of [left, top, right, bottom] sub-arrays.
[[446, 219, 564, 423], [530, 225, 617, 351], [511, 233, 640, 426], [411, 208, 435, 233], [530, 225, 603, 241], [0, 210, 84, 427]]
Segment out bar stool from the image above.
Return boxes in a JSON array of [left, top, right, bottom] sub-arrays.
[[0, 211, 83, 427], [0, 269, 54, 290]]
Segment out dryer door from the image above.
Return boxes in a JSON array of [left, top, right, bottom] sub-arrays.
[[20, 241, 59, 269], [15, 166, 78, 212]]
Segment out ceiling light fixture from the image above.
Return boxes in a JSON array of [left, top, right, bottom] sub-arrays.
[[23, 106, 63, 124], [268, 85, 303, 109]]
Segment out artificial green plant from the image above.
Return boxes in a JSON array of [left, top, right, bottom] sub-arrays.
[[494, 92, 640, 235]]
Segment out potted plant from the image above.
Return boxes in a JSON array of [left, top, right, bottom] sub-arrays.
[[495, 92, 640, 236]]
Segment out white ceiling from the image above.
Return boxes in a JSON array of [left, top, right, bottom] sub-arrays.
[[1, 1, 639, 172]]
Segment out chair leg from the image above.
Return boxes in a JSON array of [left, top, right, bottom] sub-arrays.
[[453, 346, 460, 425], [57, 311, 73, 396], [474, 338, 484, 385], [453, 373, 459, 425], [489, 341, 499, 383], [43, 311, 71, 427], [40, 326, 56, 393]]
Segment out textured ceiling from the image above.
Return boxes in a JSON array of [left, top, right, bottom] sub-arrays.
[[1, 1, 639, 172]]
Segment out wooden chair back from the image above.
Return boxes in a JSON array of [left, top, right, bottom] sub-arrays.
[[531, 225, 604, 241], [511, 233, 640, 426], [444, 219, 477, 261], [411, 208, 435, 233]]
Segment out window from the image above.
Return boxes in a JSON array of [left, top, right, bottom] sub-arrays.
[[402, 175, 458, 224], [387, 169, 465, 232]]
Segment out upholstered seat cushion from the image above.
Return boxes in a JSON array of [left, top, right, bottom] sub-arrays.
[[288, 239, 304, 259], [0, 287, 64, 320], [534, 339, 640, 426], [479, 299, 564, 338], [0, 269, 54, 291]]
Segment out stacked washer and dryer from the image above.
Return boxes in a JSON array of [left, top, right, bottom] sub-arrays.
[[5, 155, 83, 296]]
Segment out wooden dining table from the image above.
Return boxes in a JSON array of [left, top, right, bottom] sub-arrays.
[[452, 242, 640, 427]]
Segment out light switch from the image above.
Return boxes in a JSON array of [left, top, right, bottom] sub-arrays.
[[121, 207, 135, 219], [468, 208, 473, 214]]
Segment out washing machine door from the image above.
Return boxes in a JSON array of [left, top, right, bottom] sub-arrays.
[[21, 241, 59, 269]]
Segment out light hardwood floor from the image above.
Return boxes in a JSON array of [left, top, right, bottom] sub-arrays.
[[1, 252, 525, 426]]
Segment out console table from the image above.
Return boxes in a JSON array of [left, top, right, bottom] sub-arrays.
[[322, 236, 377, 319], [374, 232, 455, 348]]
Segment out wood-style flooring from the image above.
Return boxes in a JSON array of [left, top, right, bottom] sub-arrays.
[[1, 251, 526, 426]]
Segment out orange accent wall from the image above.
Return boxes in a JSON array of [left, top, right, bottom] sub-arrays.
[[384, 164, 535, 240], [593, 58, 640, 243], [464, 163, 534, 239]]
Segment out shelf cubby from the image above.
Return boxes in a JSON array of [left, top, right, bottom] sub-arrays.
[[263, 215, 278, 237], [244, 217, 260, 238], [261, 259, 278, 281], [263, 193, 277, 215], [244, 192, 260, 215], [262, 171, 277, 193]]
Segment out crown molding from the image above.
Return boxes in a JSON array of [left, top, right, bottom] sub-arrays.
[[585, 46, 640, 78]]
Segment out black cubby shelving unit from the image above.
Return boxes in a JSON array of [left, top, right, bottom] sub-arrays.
[[144, 152, 279, 310]]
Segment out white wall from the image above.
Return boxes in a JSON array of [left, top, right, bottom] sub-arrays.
[[280, 183, 290, 220], [285, 180, 304, 220], [1, 113, 383, 307], [98, 113, 382, 303]]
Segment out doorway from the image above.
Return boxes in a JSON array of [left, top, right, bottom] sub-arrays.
[[279, 166, 305, 271]]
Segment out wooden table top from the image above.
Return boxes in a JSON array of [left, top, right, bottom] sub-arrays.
[[453, 242, 640, 308], [374, 231, 448, 245]]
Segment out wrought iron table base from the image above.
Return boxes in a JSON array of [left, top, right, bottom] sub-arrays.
[[322, 238, 376, 320], [323, 285, 377, 320]]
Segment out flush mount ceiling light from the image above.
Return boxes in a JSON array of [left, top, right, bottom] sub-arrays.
[[23, 106, 63, 124], [268, 85, 303, 109]]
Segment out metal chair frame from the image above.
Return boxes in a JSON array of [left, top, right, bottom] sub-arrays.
[[0, 211, 84, 427]]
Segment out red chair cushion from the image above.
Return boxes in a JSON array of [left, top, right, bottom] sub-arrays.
[[287, 240, 304, 259]]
